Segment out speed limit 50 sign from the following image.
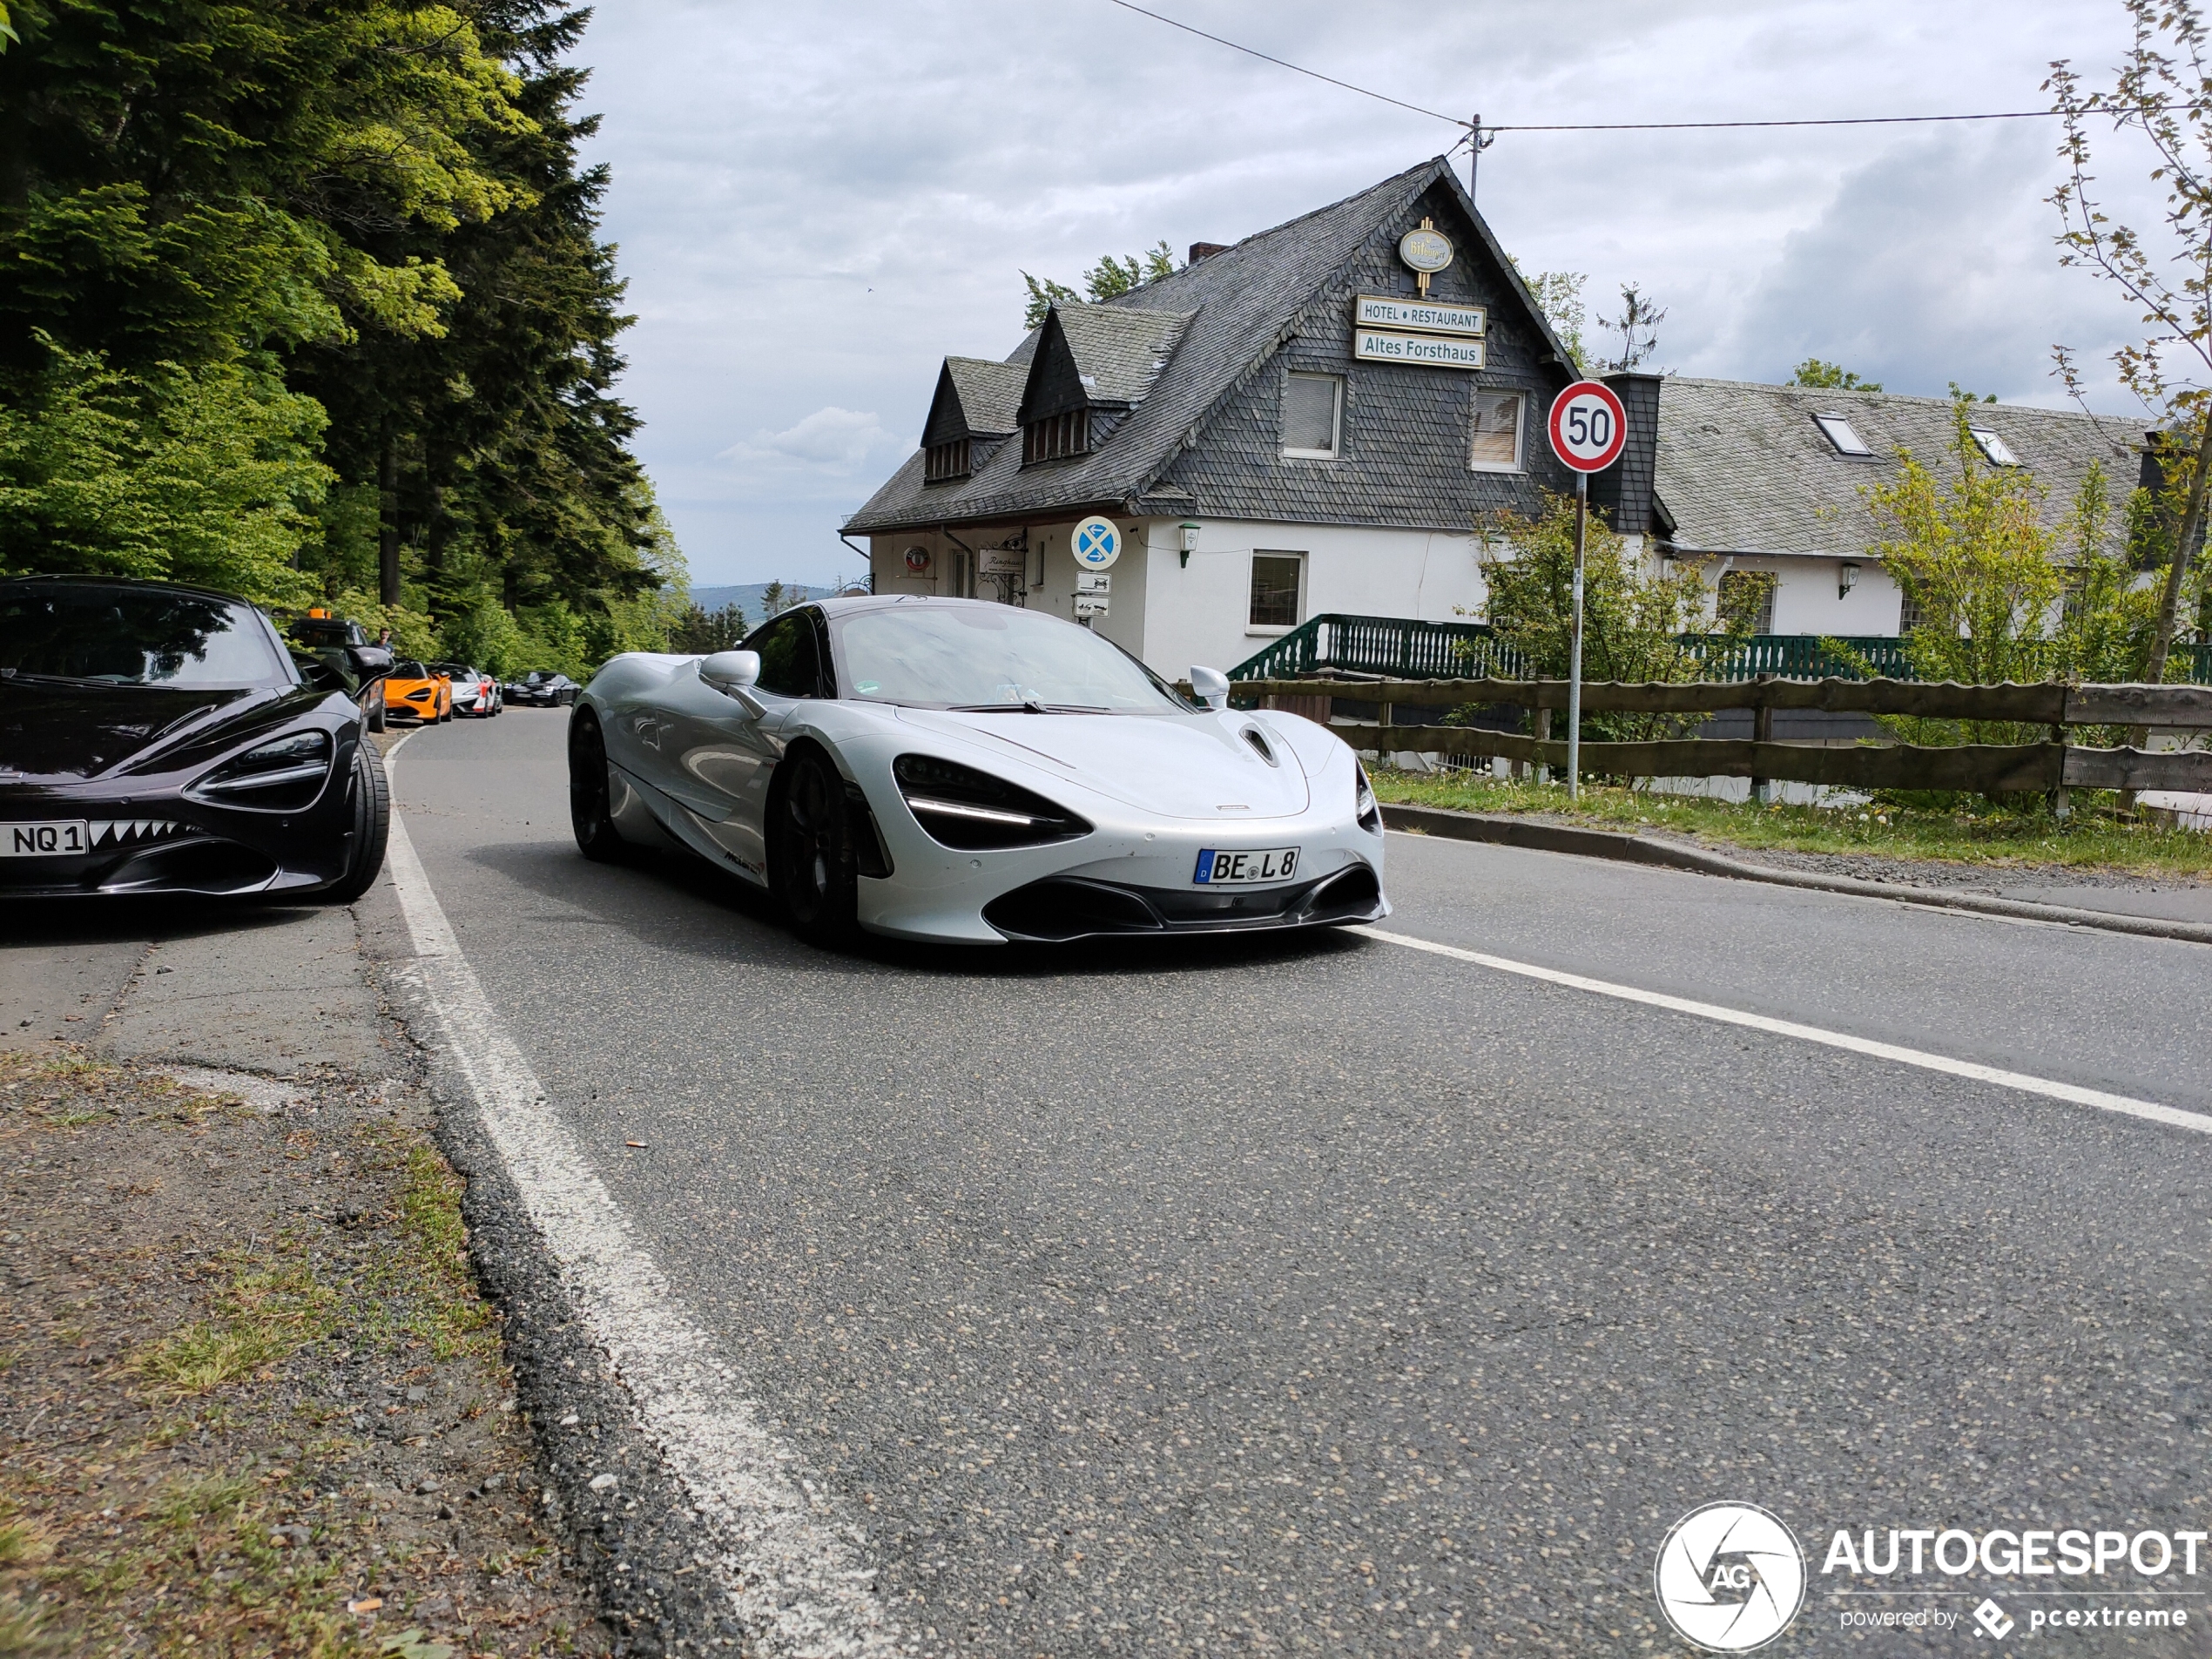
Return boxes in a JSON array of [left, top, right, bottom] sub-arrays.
[[1547, 380, 1628, 473]]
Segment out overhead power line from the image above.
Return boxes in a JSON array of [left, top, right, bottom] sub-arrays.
[[1493, 111, 2052, 132], [1104, 0, 2083, 138], [1102, 0, 1466, 126]]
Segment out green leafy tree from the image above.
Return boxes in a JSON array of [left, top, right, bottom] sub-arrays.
[[1472, 492, 1736, 745], [671, 604, 750, 654], [1022, 240, 1177, 327], [2050, 0, 2212, 689], [0, 341, 329, 604], [1021, 272, 1080, 330], [1507, 262, 1586, 369], [1791, 358, 1883, 392], [0, 0, 671, 660], [1862, 401, 2149, 744]]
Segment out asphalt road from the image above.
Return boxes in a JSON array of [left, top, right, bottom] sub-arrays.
[[388, 710, 2212, 1656]]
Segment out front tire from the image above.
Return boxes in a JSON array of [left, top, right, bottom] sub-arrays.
[[321, 738, 391, 904], [768, 745, 862, 948], [569, 710, 626, 863]]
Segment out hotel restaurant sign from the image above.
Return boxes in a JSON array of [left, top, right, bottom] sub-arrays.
[[1352, 224, 1486, 368]]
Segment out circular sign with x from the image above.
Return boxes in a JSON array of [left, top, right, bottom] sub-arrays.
[[1071, 516, 1122, 570]]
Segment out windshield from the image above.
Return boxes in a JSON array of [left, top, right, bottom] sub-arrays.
[[0, 584, 287, 686], [831, 603, 1188, 713]]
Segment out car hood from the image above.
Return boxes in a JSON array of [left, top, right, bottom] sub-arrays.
[[893, 707, 1312, 819], [0, 681, 279, 782]]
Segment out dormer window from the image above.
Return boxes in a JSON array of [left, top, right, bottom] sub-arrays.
[[1023, 409, 1089, 465], [924, 438, 970, 482], [1968, 426, 2021, 468]]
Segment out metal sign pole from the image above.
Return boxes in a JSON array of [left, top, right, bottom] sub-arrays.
[[1568, 469, 1587, 803]]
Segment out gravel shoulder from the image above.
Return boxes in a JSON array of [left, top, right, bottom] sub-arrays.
[[0, 896, 619, 1657]]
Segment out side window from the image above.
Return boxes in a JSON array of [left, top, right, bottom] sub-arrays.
[[1469, 391, 1525, 472], [745, 611, 823, 698], [1282, 373, 1343, 459], [1249, 553, 1305, 630]]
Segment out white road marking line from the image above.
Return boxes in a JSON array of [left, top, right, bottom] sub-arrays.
[[380, 809, 908, 1656], [1353, 925, 2212, 1137]]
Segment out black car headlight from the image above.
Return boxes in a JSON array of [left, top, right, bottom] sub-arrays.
[[893, 753, 1091, 851], [188, 729, 335, 811], [1355, 764, 1381, 834]]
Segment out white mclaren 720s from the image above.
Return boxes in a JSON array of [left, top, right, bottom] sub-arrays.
[[566, 596, 1389, 946]]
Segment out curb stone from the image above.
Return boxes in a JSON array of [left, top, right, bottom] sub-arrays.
[[1381, 801, 2212, 948]]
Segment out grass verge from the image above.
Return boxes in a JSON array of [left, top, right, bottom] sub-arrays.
[[0, 1048, 607, 1656], [1371, 769, 2212, 877]]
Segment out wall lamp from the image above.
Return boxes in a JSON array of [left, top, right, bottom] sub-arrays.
[[1179, 522, 1200, 568], [1838, 560, 1860, 599]]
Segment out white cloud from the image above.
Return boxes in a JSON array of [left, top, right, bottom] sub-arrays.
[[570, 0, 2149, 582], [718, 406, 894, 473]]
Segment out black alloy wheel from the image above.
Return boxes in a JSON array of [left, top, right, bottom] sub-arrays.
[[569, 711, 626, 863], [769, 746, 862, 948], [321, 738, 391, 904]]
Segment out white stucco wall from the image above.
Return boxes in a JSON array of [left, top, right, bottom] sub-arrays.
[[874, 518, 1489, 680], [1689, 554, 1905, 635], [1137, 517, 1487, 679]]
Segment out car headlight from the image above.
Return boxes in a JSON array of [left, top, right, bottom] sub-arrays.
[[188, 729, 335, 811], [1355, 763, 1381, 834], [893, 753, 1092, 850]]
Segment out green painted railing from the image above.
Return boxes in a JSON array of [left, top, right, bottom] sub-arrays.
[[1231, 615, 1524, 681], [1230, 615, 2212, 685]]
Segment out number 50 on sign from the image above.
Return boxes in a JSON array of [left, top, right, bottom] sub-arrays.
[[1547, 381, 1627, 474]]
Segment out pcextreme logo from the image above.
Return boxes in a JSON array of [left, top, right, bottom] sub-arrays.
[[1654, 1502, 1809, 1652]]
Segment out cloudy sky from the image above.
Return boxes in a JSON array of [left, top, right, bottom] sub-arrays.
[[569, 0, 2160, 587]]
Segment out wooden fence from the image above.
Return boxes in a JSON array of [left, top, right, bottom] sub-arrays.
[[1218, 677, 2212, 797]]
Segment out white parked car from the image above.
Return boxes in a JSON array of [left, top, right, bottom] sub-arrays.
[[567, 597, 1388, 946], [433, 662, 502, 718]]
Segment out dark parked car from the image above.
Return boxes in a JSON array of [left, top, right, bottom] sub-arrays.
[[0, 576, 390, 900], [504, 670, 579, 707], [287, 608, 396, 732]]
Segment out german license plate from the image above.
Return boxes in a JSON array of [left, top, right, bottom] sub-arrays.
[[2, 820, 90, 858], [1193, 846, 1299, 885]]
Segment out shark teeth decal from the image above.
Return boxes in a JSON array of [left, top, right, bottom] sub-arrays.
[[88, 819, 179, 848]]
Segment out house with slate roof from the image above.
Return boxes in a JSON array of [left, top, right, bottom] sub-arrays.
[[1649, 379, 2143, 636], [846, 156, 1619, 678], [845, 156, 2148, 678]]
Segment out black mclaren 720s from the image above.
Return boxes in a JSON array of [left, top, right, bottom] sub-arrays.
[[0, 576, 393, 902]]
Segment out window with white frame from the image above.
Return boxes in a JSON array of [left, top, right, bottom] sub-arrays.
[[1718, 569, 1777, 634], [1249, 552, 1305, 630], [1812, 412, 1874, 457], [1468, 391, 1525, 471], [1282, 373, 1343, 458], [1968, 426, 2021, 468]]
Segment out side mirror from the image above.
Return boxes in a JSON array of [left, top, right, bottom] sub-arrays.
[[293, 655, 350, 694], [700, 650, 761, 689], [1190, 664, 1231, 711], [347, 644, 394, 683]]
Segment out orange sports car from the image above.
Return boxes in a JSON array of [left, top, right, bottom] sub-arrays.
[[380, 660, 452, 725]]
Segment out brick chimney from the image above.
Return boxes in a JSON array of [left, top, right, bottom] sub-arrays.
[[1187, 242, 1230, 263]]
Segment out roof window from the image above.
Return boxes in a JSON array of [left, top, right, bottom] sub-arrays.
[[1968, 426, 2021, 468], [1812, 413, 1873, 457]]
